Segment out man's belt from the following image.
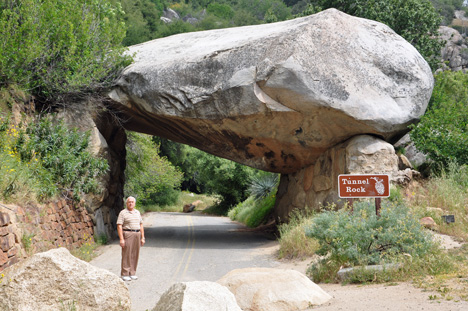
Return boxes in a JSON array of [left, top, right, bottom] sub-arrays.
[[123, 229, 140, 232]]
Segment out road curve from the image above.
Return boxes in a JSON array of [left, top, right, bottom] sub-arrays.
[[90, 212, 280, 311]]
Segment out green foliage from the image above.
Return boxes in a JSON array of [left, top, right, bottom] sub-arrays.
[[410, 71, 468, 167], [306, 201, 435, 266], [154, 19, 197, 37], [228, 192, 276, 227], [0, 109, 108, 203], [0, 0, 131, 100], [311, 0, 444, 70], [125, 132, 183, 207], [21, 232, 35, 253], [155, 138, 261, 213], [16, 116, 109, 200], [0, 118, 46, 202], [248, 172, 279, 200], [186, 147, 253, 213], [430, 0, 467, 25], [237, 0, 291, 20], [207, 3, 235, 19]]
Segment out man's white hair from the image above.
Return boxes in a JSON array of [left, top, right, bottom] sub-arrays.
[[126, 196, 136, 203]]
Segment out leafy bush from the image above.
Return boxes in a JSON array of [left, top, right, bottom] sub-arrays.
[[0, 0, 131, 100], [17, 116, 109, 200], [0, 112, 108, 202], [410, 71, 468, 168], [306, 201, 435, 266], [125, 132, 183, 207], [207, 3, 235, 19], [0, 116, 45, 202]]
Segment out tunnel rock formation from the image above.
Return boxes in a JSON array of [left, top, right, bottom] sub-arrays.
[[108, 9, 434, 218]]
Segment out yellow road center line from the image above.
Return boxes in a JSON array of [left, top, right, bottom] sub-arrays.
[[170, 215, 195, 283], [182, 216, 195, 277]]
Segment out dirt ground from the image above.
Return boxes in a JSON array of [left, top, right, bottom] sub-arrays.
[[275, 258, 468, 311], [270, 233, 468, 311]]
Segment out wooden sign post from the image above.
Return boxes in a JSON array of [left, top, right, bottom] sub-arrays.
[[338, 174, 390, 216]]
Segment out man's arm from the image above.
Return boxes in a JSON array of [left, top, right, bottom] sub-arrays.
[[117, 224, 125, 248], [140, 222, 145, 246]]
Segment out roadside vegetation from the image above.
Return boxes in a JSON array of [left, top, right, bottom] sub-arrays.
[[0, 109, 108, 203]]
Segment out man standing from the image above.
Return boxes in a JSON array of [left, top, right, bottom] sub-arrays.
[[117, 196, 145, 281]]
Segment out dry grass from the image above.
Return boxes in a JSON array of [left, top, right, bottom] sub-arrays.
[[403, 176, 468, 241], [277, 207, 320, 260]]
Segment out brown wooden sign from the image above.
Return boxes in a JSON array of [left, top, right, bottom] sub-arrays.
[[338, 174, 390, 198]]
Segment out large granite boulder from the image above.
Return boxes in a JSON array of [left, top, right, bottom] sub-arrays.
[[0, 248, 131, 311], [153, 281, 242, 311], [217, 267, 332, 311], [109, 8, 433, 175]]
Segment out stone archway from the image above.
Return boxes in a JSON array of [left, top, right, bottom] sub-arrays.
[[104, 9, 433, 223]]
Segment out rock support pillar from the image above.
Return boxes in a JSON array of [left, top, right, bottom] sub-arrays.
[[274, 135, 399, 221]]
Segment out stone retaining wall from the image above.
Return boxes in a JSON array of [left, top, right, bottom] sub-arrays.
[[0, 199, 94, 271]]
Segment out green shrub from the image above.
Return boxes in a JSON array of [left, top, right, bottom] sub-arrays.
[[16, 116, 109, 201], [146, 184, 180, 207], [306, 201, 435, 266], [207, 3, 235, 19], [0, 0, 131, 100], [410, 71, 468, 168], [0, 113, 107, 202]]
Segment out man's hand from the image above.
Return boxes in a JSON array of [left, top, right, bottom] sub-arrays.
[[120, 239, 125, 248], [141, 237, 145, 246]]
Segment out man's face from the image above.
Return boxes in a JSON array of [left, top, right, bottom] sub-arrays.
[[126, 198, 136, 210]]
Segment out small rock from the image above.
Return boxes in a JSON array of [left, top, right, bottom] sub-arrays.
[[420, 216, 438, 230]]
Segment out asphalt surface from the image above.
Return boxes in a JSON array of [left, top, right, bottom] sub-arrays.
[[90, 211, 280, 311]]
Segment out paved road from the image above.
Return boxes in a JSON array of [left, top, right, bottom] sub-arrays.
[[90, 212, 280, 311]]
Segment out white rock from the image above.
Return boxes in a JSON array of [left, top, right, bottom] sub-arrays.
[[217, 268, 332, 311], [153, 281, 242, 311], [0, 248, 131, 311]]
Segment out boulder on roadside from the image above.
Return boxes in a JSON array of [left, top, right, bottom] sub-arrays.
[[217, 267, 332, 311], [0, 248, 131, 311], [420, 216, 438, 231], [183, 204, 195, 213], [153, 281, 241, 311]]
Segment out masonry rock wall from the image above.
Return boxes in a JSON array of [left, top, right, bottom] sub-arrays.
[[0, 199, 94, 271]]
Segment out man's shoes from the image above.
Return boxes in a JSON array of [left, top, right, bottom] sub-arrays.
[[122, 276, 132, 281], [130, 275, 138, 280]]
